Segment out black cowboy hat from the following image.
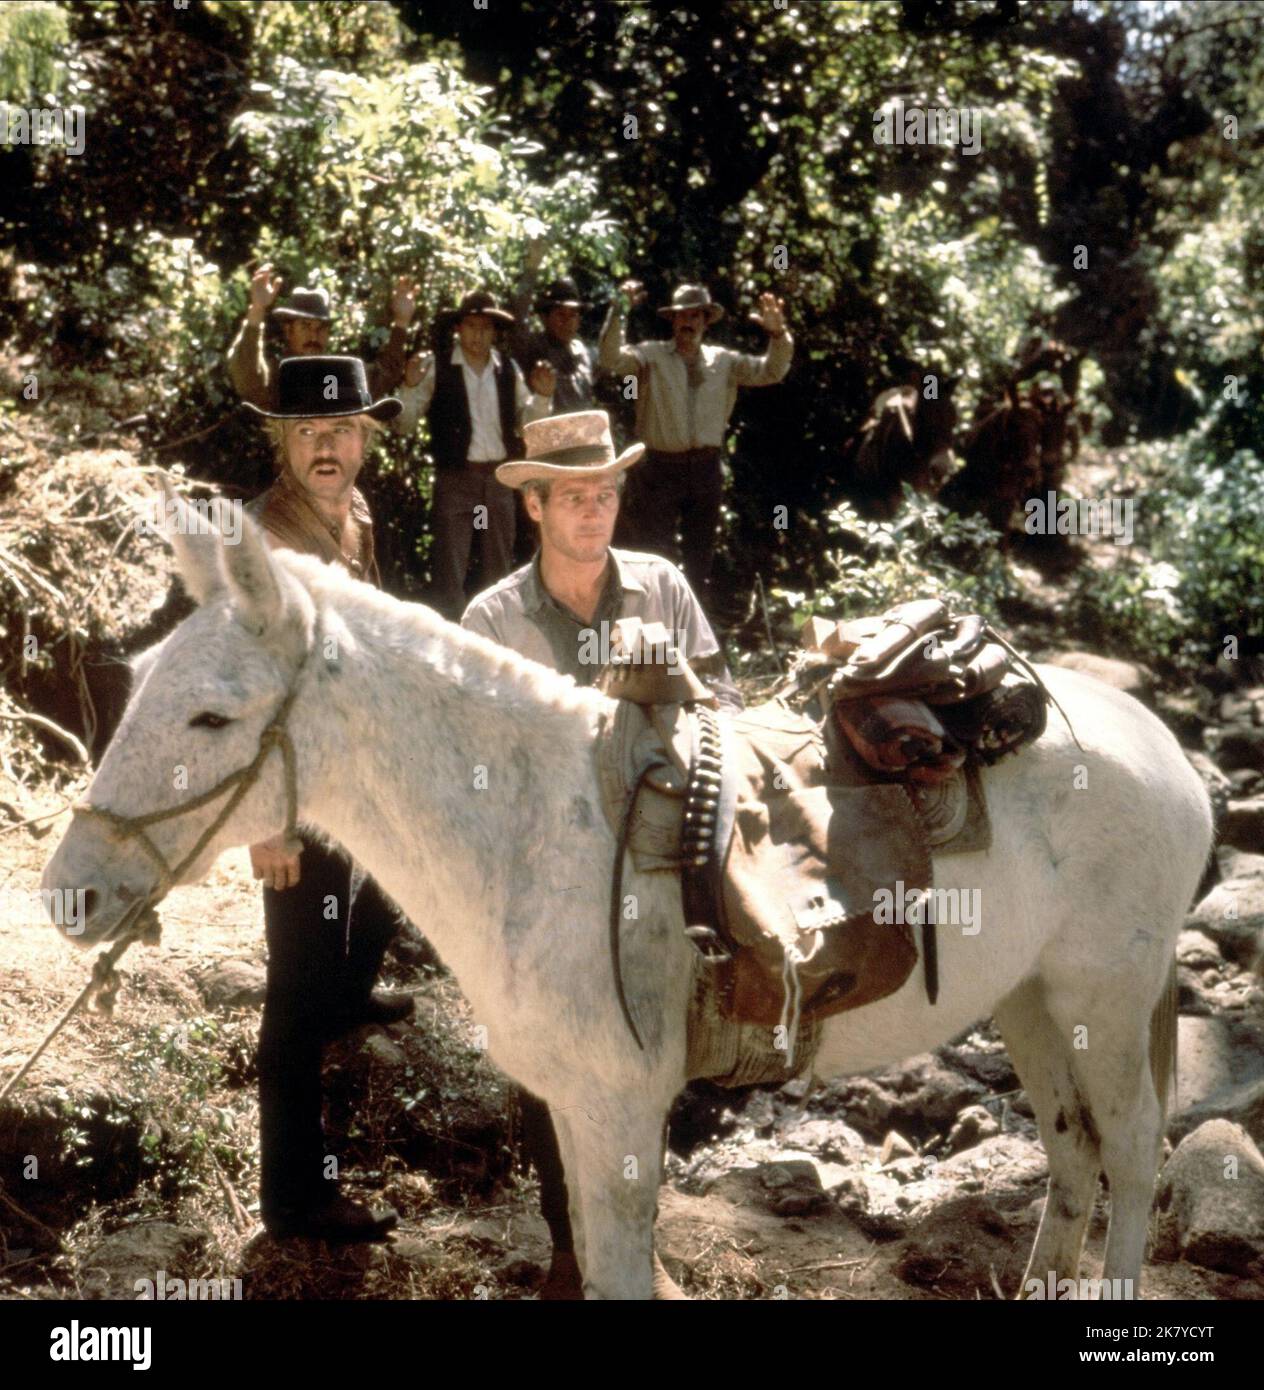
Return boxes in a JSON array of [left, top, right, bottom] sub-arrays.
[[271, 287, 333, 323], [243, 356, 402, 422], [535, 277, 589, 313], [451, 289, 515, 325], [657, 283, 725, 324]]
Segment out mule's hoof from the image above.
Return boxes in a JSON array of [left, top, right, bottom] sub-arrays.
[[652, 1249, 689, 1301]]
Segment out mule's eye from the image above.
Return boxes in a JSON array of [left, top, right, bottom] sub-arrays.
[[189, 712, 232, 730]]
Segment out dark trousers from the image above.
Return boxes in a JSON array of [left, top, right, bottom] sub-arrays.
[[617, 447, 723, 599], [431, 463, 516, 621], [257, 834, 401, 1219], [518, 1089, 574, 1252]]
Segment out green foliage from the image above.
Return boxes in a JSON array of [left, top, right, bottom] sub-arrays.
[[0, 1, 69, 104], [1070, 415, 1264, 669], [773, 488, 1013, 631], [114, 1016, 244, 1193]]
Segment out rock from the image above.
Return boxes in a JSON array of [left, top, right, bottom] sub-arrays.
[[1154, 1120, 1264, 1275], [945, 1104, 1001, 1154], [80, 1221, 207, 1300], [1216, 848, 1264, 883], [1210, 727, 1264, 775], [1169, 1013, 1264, 1143], [1171, 1078, 1264, 1148], [1222, 798, 1264, 854], [1186, 876, 1264, 969], [1176, 930, 1223, 970], [938, 1034, 1020, 1092], [823, 1054, 986, 1142], [880, 1130, 917, 1164], [776, 1116, 867, 1159], [935, 1133, 1048, 1188], [1155, 692, 1211, 747], [758, 1160, 829, 1216], [359, 1033, 407, 1069], [1228, 770, 1264, 798], [1044, 651, 1154, 703], [1184, 750, 1232, 831], [196, 960, 267, 1009]]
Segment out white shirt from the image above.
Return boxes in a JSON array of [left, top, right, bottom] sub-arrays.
[[394, 343, 547, 452]]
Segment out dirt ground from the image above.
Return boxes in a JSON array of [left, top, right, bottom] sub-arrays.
[[1, 804, 1258, 1302]]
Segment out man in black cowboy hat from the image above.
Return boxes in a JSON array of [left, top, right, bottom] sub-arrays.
[[598, 281, 793, 600], [508, 251, 596, 413], [242, 356, 413, 1243], [228, 264, 419, 413], [394, 289, 550, 620]]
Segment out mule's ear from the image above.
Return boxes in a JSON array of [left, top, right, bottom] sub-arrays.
[[219, 513, 286, 636], [155, 475, 223, 605]]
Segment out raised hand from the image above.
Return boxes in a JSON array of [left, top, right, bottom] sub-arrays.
[[403, 350, 432, 389], [750, 292, 787, 337], [619, 279, 647, 309], [390, 275, 421, 328], [247, 263, 283, 324], [529, 360, 556, 397]]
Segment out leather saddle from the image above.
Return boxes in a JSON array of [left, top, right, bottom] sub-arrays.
[[593, 605, 1051, 1050]]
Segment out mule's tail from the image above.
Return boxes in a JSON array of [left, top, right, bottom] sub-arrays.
[[1148, 959, 1179, 1123]]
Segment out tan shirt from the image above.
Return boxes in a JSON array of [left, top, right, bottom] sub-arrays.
[[460, 547, 742, 711], [597, 308, 793, 452], [245, 467, 380, 587], [227, 319, 409, 412]]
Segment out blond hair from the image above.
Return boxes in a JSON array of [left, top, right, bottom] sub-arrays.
[[264, 414, 383, 472]]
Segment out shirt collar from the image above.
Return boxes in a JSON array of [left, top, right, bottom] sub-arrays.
[[452, 342, 501, 371], [523, 546, 645, 616], [671, 341, 716, 368]]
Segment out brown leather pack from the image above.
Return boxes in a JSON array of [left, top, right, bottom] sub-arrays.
[[596, 697, 925, 1030]]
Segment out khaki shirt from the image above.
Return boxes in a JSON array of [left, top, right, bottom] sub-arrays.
[[460, 547, 742, 711], [245, 467, 380, 587], [597, 308, 793, 453], [227, 319, 409, 412]]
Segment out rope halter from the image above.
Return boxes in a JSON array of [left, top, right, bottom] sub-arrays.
[[70, 644, 312, 908]]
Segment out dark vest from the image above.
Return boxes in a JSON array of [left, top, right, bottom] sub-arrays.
[[428, 351, 520, 469]]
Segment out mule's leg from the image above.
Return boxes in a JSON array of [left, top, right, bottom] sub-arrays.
[[1038, 964, 1168, 1296], [551, 1097, 666, 1300], [994, 978, 1102, 1295]]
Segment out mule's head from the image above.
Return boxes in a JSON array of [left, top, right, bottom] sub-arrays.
[[42, 490, 317, 946]]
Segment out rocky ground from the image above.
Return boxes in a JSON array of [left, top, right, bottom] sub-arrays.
[[1, 382, 1262, 1300]]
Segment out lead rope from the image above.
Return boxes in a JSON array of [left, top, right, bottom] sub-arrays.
[[0, 653, 309, 1101]]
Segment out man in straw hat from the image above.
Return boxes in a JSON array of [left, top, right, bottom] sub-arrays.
[[242, 356, 414, 1243], [395, 290, 551, 618], [598, 281, 793, 601], [461, 408, 741, 1297], [228, 267, 419, 413]]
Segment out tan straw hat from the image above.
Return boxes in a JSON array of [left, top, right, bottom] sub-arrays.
[[496, 410, 645, 488]]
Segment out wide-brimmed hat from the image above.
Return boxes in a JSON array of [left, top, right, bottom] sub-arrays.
[[657, 283, 724, 324], [271, 287, 333, 323], [535, 277, 589, 313], [496, 410, 644, 488], [453, 289, 515, 326], [243, 356, 401, 422]]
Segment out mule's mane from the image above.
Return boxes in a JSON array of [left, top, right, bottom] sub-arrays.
[[275, 551, 607, 721]]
